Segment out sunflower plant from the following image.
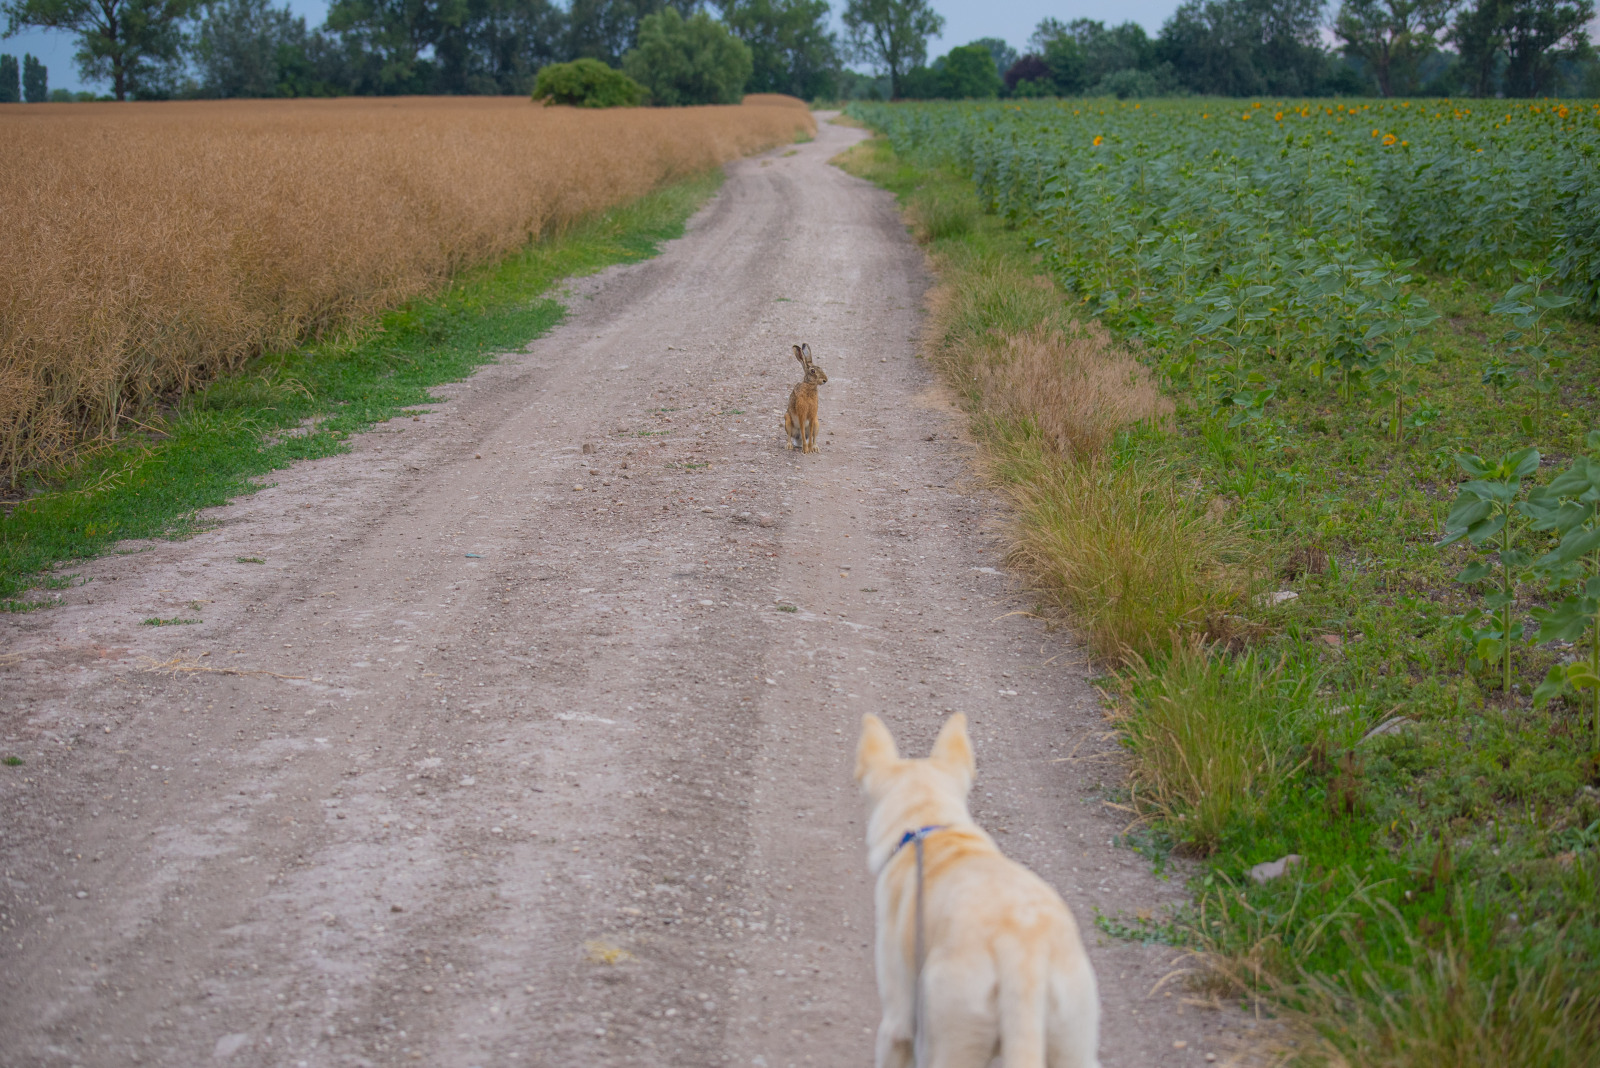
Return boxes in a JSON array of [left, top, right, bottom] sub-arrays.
[[1489, 260, 1577, 426], [1437, 446, 1541, 694], [1528, 430, 1600, 750]]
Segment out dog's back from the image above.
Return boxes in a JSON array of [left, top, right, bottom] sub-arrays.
[[858, 714, 1100, 1068], [918, 847, 1099, 1067]]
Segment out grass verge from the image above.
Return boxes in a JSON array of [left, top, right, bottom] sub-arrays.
[[0, 169, 724, 604], [835, 130, 1600, 1066], [838, 137, 1258, 664]]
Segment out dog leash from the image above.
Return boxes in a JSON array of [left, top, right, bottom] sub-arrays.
[[889, 825, 946, 1067]]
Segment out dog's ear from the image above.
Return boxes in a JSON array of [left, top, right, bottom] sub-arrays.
[[929, 713, 975, 789], [855, 714, 899, 785]]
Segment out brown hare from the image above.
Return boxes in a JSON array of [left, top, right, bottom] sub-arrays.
[[784, 343, 827, 453]]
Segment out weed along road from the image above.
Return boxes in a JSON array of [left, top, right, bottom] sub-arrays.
[[0, 118, 1241, 1067]]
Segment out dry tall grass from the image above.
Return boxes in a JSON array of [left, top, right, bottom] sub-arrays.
[[909, 233, 1256, 661], [978, 324, 1172, 459], [0, 96, 814, 485]]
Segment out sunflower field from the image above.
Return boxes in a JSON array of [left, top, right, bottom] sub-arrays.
[[841, 98, 1600, 1065]]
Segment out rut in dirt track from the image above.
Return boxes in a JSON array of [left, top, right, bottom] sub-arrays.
[[0, 118, 1245, 1068]]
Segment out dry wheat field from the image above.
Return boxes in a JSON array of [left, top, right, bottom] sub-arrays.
[[0, 95, 814, 485]]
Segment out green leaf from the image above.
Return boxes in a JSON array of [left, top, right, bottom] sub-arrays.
[[1569, 663, 1600, 691], [1456, 453, 1490, 478], [1550, 526, 1600, 565], [1459, 480, 1514, 504], [1550, 502, 1596, 535], [1445, 497, 1494, 531], [1532, 664, 1569, 707], [1546, 465, 1598, 498], [1465, 513, 1508, 544], [1507, 447, 1541, 478], [1530, 597, 1594, 644], [1457, 562, 1492, 583]]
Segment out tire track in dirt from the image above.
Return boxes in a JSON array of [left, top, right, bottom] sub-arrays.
[[1, 117, 1256, 1067]]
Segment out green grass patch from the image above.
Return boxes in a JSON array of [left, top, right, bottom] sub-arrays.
[[0, 171, 725, 603], [836, 126, 1600, 1066]]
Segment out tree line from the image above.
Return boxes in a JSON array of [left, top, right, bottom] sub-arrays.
[[3, 0, 1595, 102], [866, 0, 1596, 101], [0, 0, 840, 100]]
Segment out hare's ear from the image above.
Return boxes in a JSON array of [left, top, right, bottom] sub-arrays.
[[793, 344, 805, 365], [928, 713, 975, 792], [801, 343, 813, 367], [855, 714, 900, 786]]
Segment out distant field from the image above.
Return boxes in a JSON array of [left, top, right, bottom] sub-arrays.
[[0, 95, 814, 486]]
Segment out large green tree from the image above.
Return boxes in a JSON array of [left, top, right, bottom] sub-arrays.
[[1452, 0, 1594, 96], [568, 0, 695, 67], [623, 7, 751, 104], [2, 0, 197, 99], [935, 41, 997, 97], [434, 0, 565, 94], [324, 0, 464, 93], [968, 35, 1015, 76], [1155, 0, 1329, 96], [1030, 17, 1161, 94], [0, 51, 17, 98], [192, 0, 308, 96], [1334, 0, 1458, 95], [841, 0, 941, 99], [718, 0, 836, 99], [21, 46, 42, 94]]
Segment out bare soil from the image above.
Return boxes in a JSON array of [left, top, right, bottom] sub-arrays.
[[0, 118, 1257, 1068]]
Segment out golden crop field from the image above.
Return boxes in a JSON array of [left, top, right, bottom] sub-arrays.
[[0, 95, 815, 484]]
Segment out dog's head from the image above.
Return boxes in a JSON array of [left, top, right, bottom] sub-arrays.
[[854, 712, 975, 807]]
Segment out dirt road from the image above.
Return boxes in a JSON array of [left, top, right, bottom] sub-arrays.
[[1, 118, 1244, 1068]]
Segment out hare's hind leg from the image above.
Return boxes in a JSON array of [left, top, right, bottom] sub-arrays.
[[784, 412, 800, 450]]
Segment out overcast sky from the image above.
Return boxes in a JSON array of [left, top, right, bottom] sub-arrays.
[[4, 0, 1192, 95]]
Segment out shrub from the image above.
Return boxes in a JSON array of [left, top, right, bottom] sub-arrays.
[[531, 59, 645, 108], [936, 44, 1000, 99], [623, 9, 752, 107]]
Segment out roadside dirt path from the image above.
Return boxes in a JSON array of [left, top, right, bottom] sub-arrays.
[[2, 118, 1250, 1068]]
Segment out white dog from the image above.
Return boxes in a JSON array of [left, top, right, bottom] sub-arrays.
[[855, 713, 1101, 1068]]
